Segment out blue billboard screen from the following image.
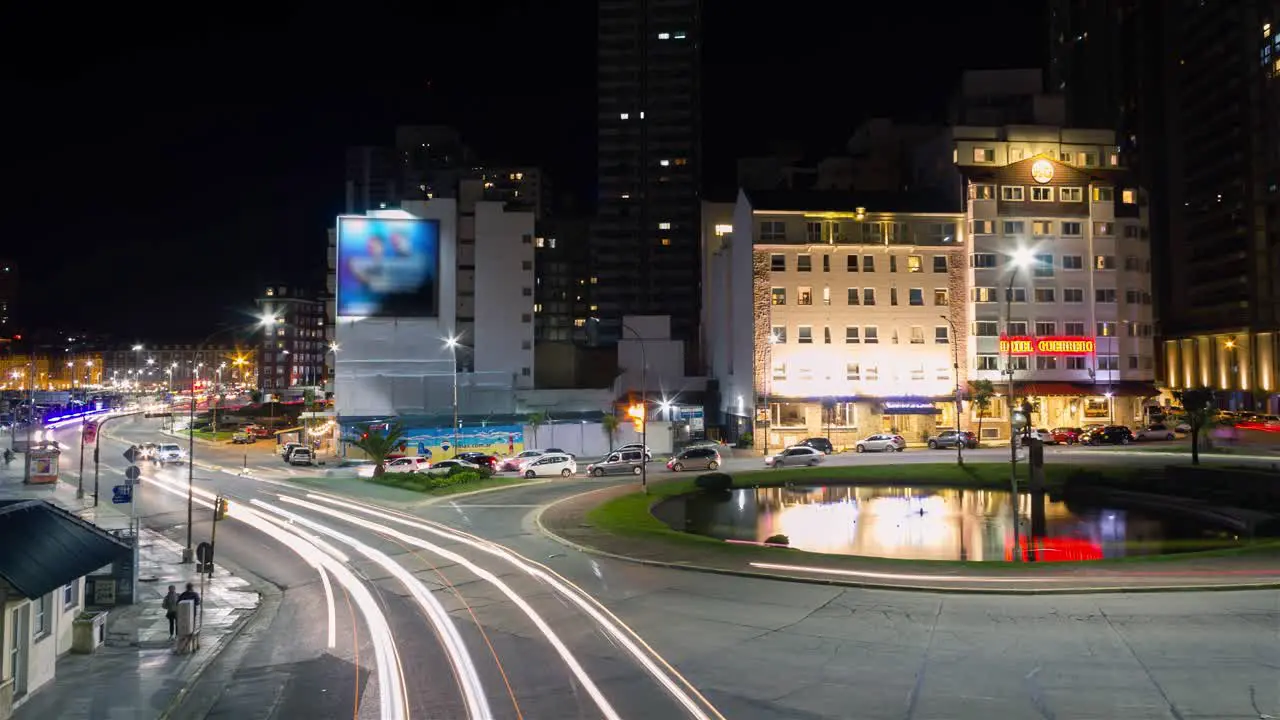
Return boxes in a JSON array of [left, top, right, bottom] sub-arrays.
[[337, 216, 440, 317]]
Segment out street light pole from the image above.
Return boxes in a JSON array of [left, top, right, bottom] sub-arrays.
[[445, 336, 461, 454], [1004, 249, 1032, 562], [940, 314, 963, 467]]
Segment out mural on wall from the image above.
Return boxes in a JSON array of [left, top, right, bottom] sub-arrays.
[[401, 425, 525, 457]]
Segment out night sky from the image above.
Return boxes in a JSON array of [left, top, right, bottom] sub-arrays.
[[6, 3, 1042, 341]]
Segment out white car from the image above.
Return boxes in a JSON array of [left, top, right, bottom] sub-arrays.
[[1017, 428, 1055, 445], [522, 453, 577, 478], [155, 443, 186, 464], [764, 446, 825, 467], [425, 459, 480, 476], [500, 450, 546, 472], [288, 448, 314, 466], [854, 434, 906, 453], [384, 457, 431, 473], [1135, 423, 1177, 441]]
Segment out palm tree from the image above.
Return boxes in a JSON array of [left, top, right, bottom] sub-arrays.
[[527, 411, 547, 448], [600, 412, 620, 451], [1174, 388, 1215, 465], [967, 379, 995, 445], [352, 422, 407, 477]]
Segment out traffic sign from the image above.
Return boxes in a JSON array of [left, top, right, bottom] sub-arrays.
[[196, 542, 214, 574], [125, 465, 141, 482], [111, 485, 132, 504], [122, 446, 140, 464]]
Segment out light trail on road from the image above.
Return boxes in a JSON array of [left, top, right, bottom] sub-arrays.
[[251, 499, 494, 720], [304, 491, 727, 720], [143, 470, 408, 719], [278, 494, 624, 720]]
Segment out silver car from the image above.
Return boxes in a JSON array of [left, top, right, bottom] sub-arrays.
[[764, 446, 824, 467], [587, 449, 647, 477], [854, 434, 906, 453]]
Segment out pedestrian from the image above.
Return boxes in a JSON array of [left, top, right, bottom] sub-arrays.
[[162, 585, 178, 638], [177, 582, 201, 608]]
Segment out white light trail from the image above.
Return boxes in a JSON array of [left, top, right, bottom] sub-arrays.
[[143, 474, 404, 717], [748, 561, 1080, 582], [278, 495, 622, 720], [304, 492, 725, 720], [251, 500, 493, 720]]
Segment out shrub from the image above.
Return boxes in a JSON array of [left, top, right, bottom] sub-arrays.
[[369, 469, 491, 492], [694, 472, 733, 493], [734, 432, 753, 449], [764, 534, 790, 546]]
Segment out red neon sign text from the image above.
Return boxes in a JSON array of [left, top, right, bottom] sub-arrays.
[[998, 336, 1096, 355]]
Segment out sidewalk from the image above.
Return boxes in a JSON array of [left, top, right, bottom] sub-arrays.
[[0, 459, 263, 719], [537, 481, 1280, 595]]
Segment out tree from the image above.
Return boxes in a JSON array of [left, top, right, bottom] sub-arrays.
[[600, 412, 620, 450], [967, 379, 995, 445], [1174, 388, 1216, 465], [527, 411, 547, 448], [352, 423, 407, 477]]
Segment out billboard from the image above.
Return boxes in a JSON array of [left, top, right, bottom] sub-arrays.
[[336, 216, 440, 317]]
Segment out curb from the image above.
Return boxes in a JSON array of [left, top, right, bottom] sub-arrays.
[[532, 488, 1280, 597], [154, 556, 280, 720]]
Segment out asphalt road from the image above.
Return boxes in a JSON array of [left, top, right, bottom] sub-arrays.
[[86, 416, 720, 720], [57, 416, 1280, 719]]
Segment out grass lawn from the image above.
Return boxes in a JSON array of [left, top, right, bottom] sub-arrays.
[[192, 430, 236, 442], [583, 461, 1280, 567]]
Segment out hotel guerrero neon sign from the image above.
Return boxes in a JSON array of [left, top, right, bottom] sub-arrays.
[[998, 336, 1096, 355]]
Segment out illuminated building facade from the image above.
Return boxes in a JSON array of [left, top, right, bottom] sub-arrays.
[[706, 189, 968, 449], [953, 126, 1156, 439]]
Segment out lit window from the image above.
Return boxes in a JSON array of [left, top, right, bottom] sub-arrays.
[[714, 223, 732, 236], [620, 113, 629, 120], [536, 237, 545, 248], [574, 318, 586, 328], [658, 32, 670, 39], [674, 158, 688, 166], [660, 238, 671, 246], [1093, 186, 1114, 202], [515, 172, 524, 180], [906, 255, 923, 273], [1121, 189, 1137, 204], [658, 221, 671, 230], [973, 147, 994, 162], [589, 304, 598, 311], [659, 159, 670, 166], [673, 31, 686, 39]]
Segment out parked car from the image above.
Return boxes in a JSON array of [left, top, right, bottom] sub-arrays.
[[425, 459, 480, 476], [1016, 428, 1055, 446], [231, 431, 255, 444], [501, 450, 546, 472], [1050, 427, 1084, 445], [288, 448, 314, 466], [797, 437, 834, 454], [666, 446, 721, 472], [764, 446, 825, 467], [279, 442, 306, 461], [611, 444, 652, 461], [1080, 425, 1135, 446], [522, 453, 577, 478], [926, 430, 977, 450], [155, 443, 186, 465], [1135, 423, 1177, 441], [455, 452, 498, 471], [854, 434, 906, 453], [587, 449, 647, 477], [385, 456, 431, 473], [245, 425, 274, 439]]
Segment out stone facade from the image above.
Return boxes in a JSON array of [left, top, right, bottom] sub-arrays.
[[751, 250, 772, 450]]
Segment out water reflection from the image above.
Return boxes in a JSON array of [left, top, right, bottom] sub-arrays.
[[655, 485, 1237, 561]]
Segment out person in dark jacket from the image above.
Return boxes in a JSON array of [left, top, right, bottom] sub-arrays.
[[162, 585, 178, 638]]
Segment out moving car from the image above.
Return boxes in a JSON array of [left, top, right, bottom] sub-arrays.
[[854, 434, 906, 453], [926, 430, 977, 450], [501, 450, 546, 472], [138, 443, 159, 460], [288, 448, 314, 466], [543, 447, 578, 459], [155, 443, 186, 465], [796, 437, 834, 454], [611, 444, 652, 461], [764, 446, 825, 467], [521, 453, 577, 478], [455, 452, 498, 472], [231, 431, 255, 444], [279, 442, 306, 462], [666, 446, 721, 472], [1050, 427, 1084, 445], [587, 449, 647, 477], [1080, 425, 1135, 446], [1135, 423, 1177, 441], [425, 459, 480, 476], [385, 456, 431, 473]]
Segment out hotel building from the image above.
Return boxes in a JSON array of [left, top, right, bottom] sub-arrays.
[[953, 125, 1157, 440], [705, 190, 968, 450]]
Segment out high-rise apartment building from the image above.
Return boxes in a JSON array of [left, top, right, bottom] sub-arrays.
[[1053, 1, 1280, 410], [593, 0, 702, 349], [256, 285, 328, 395], [0, 261, 16, 330]]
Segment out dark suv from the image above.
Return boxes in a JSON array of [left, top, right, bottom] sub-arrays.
[[798, 437, 834, 454], [1080, 425, 1135, 446]]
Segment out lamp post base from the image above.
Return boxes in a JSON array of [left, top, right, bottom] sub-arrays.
[[180, 547, 194, 563], [75, 488, 84, 499]]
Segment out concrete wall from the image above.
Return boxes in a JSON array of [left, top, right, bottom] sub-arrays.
[[523, 421, 674, 456], [2, 579, 83, 713], [474, 202, 535, 388]]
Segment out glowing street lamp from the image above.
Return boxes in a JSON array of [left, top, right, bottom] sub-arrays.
[[1004, 248, 1033, 561], [444, 335, 461, 453]]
